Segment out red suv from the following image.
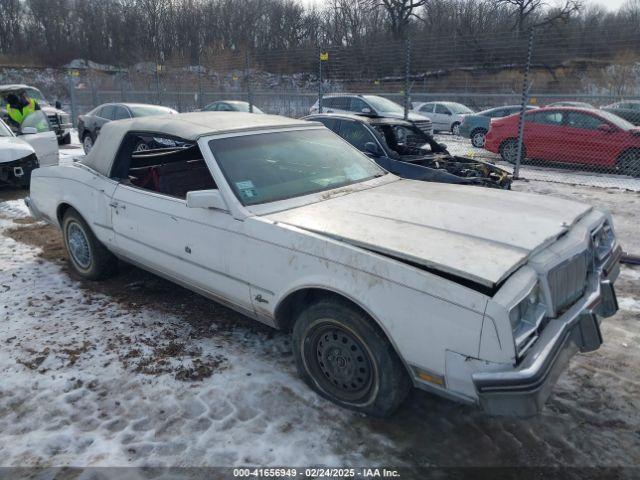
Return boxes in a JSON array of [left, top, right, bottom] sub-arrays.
[[484, 107, 640, 177]]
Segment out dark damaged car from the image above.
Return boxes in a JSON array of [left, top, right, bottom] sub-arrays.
[[304, 113, 512, 189]]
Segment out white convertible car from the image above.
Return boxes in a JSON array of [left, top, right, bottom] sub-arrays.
[[26, 112, 621, 417]]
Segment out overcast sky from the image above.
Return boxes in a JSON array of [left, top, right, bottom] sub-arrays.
[[298, 0, 628, 12]]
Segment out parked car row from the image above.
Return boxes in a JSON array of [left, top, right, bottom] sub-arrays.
[[25, 111, 621, 418], [485, 107, 640, 177]]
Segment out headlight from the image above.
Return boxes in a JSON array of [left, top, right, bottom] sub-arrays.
[[592, 221, 615, 262], [509, 283, 541, 329]]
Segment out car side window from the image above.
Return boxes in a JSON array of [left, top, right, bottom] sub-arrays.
[[489, 109, 505, 118], [314, 117, 340, 133], [435, 104, 451, 115], [529, 111, 563, 125], [20, 111, 51, 133], [217, 103, 233, 111], [113, 106, 130, 120], [565, 112, 605, 130], [420, 103, 435, 113], [100, 105, 116, 120], [350, 97, 370, 113], [338, 120, 376, 151], [112, 133, 216, 199], [323, 96, 349, 110]]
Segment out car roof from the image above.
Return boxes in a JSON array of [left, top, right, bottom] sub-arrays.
[[82, 112, 317, 176], [305, 112, 413, 127], [95, 102, 175, 109], [0, 84, 40, 92]]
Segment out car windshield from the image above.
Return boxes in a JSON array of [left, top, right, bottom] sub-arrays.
[[129, 105, 176, 116], [24, 88, 47, 103], [447, 103, 474, 114], [362, 96, 404, 114], [209, 128, 385, 206], [0, 120, 13, 137], [598, 110, 635, 130]]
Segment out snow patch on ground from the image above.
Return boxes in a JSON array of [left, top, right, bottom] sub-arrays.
[[0, 205, 390, 467], [618, 296, 640, 313], [0, 199, 30, 219]]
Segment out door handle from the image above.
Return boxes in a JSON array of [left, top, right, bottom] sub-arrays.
[[109, 201, 126, 210]]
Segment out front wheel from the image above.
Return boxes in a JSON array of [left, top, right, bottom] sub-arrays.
[[470, 128, 487, 148], [62, 208, 118, 280], [292, 297, 411, 417], [617, 149, 640, 177], [82, 134, 94, 155], [499, 138, 525, 164]]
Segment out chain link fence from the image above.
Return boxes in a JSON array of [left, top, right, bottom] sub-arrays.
[[2, 29, 640, 190]]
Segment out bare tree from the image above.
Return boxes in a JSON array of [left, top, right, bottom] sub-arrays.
[[496, 0, 581, 34], [364, 0, 427, 39]]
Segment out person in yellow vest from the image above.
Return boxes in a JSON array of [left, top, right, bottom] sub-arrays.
[[5, 91, 41, 129]]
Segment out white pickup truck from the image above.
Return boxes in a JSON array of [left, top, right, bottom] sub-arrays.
[[26, 112, 621, 417]]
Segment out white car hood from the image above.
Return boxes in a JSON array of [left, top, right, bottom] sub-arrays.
[[0, 137, 35, 164], [266, 180, 592, 289]]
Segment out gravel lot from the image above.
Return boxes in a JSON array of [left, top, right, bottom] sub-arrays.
[[0, 172, 639, 471]]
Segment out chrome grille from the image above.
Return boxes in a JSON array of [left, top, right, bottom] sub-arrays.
[[47, 114, 59, 128], [413, 119, 433, 134], [548, 251, 589, 314]]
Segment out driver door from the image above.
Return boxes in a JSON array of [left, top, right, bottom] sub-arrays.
[[20, 111, 58, 166], [109, 136, 254, 314]]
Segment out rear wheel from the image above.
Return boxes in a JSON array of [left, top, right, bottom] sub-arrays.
[[62, 208, 118, 280], [470, 128, 487, 148], [451, 122, 461, 136], [617, 149, 640, 177], [292, 297, 411, 417], [499, 138, 525, 164]]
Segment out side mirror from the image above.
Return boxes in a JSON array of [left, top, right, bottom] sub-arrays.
[[364, 142, 381, 156], [21, 127, 38, 135], [361, 107, 371, 114], [186, 189, 228, 211], [55, 100, 62, 109]]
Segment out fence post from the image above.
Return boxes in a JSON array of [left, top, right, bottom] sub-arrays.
[[155, 64, 162, 105], [67, 73, 78, 128], [514, 27, 534, 180], [245, 50, 253, 113], [404, 36, 411, 121], [318, 49, 326, 113], [119, 69, 126, 102]]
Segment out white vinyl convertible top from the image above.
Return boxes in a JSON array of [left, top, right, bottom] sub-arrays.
[[81, 112, 315, 177]]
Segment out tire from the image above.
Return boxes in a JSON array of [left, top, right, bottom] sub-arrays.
[[59, 132, 72, 145], [617, 149, 640, 177], [82, 133, 94, 155], [62, 208, 118, 280], [470, 128, 487, 148], [292, 297, 411, 417], [451, 122, 461, 136], [499, 138, 525, 164]]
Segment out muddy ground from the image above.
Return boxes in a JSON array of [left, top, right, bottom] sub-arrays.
[[0, 182, 639, 473]]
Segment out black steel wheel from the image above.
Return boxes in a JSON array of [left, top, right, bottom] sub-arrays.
[[306, 321, 375, 402], [292, 296, 411, 417]]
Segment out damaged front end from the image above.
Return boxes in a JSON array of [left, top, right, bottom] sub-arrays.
[[372, 120, 512, 189], [0, 153, 39, 188]]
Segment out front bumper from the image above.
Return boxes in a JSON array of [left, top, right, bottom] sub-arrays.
[[0, 155, 39, 187], [472, 249, 620, 417]]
